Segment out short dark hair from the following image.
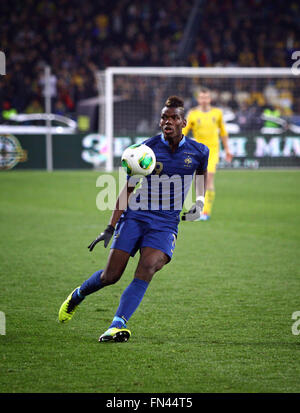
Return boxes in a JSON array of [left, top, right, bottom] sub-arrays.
[[164, 96, 185, 117], [165, 95, 184, 108]]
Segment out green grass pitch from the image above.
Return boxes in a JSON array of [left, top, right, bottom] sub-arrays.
[[0, 169, 299, 393]]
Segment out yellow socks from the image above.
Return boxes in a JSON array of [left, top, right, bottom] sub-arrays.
[[203, 189, 215, 216]]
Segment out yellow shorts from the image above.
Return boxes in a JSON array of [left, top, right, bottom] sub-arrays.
[[207, 148, 219, 173]]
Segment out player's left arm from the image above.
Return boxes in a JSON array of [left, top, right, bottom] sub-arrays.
[[219, 110, 233, 163], [182, 168, 207, 221], [195, 168, 207, 210]]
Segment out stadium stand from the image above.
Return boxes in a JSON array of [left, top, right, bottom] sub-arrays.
[[1, 0, 299, 122]]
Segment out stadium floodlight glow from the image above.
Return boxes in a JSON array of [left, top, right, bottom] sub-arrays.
[[102, 67, 298, 172], [0, 113, 77, 134], [8, 113, 77, 129]]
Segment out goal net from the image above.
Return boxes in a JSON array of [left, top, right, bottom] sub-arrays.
[[99, 67, 300, 171]]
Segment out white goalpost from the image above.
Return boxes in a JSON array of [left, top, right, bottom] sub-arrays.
[[102, 67, 299, 172]]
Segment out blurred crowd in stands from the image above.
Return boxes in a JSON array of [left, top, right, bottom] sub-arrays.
[[1, 0, 299, 127], [112, 75, 300, 134]]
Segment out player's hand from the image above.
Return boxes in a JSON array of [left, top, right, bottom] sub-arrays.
[[88, 225, 115, 251], [181, 199, 204, 221]]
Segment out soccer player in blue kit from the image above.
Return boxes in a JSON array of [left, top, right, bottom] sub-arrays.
[[59, 96, 209, 342]]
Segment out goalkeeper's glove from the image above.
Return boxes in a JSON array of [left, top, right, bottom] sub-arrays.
[[181, 196, 205, 221], [88, 225, 115, 251]]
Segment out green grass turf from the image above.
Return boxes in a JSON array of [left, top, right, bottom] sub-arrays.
[[0, 169, 300, 393]]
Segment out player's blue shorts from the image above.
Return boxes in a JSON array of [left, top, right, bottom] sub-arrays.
[[110, 217, 177, 262]]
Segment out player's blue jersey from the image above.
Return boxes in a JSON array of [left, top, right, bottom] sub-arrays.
[[123, 133, 209, 233]]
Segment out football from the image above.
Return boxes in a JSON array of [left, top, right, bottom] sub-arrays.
[[121, 143, 156, 176]]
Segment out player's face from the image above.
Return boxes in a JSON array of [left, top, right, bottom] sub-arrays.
[[160, 107, 186, 141], [197, 92, 211, 107]]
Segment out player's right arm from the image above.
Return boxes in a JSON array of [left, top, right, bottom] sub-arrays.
[[88, 182, 136, 251], [109, 182, 135, 228]]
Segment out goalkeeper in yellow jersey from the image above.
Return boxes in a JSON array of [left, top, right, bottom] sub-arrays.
[[182, 87, 233, 220]]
